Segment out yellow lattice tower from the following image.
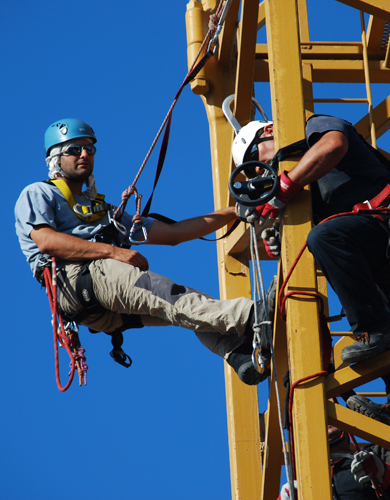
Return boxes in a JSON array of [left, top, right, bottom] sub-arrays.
[[186, 1, 390, 499]]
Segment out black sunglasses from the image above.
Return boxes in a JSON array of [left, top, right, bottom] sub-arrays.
[[62, 144, 97, 156]]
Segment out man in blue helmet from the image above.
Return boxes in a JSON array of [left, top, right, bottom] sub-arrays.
[[15, 118, 276, 385], [232, 113, 390, 418]]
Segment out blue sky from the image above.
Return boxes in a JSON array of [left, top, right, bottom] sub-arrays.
[[2, 1, 389, 499]]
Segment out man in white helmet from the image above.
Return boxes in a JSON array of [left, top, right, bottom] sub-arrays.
[[232, 113, 390, 418], [15, 118, 276, 386]]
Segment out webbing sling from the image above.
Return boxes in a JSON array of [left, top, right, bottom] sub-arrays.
[[71, 262, 139, 368], [47, 179, 111, 222]]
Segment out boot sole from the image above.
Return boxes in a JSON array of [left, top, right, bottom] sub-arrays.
[[347, 396, 390, 426]]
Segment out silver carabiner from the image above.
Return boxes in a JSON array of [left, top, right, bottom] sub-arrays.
[[108, 211, 127, 235], [128, 221, 149, 245], [73, 203, 93, 218], [207, 0, 233, 53], [252, 339, 266, 374]]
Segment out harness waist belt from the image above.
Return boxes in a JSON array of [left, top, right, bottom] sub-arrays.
[[353, 184, 390, 212]]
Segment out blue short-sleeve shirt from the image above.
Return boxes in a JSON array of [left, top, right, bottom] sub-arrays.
[[15, 181, 154, 276]]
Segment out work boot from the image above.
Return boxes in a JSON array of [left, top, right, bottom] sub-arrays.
[[227, 275, 277, 385], [347, 395, 390, 426], [227, 344, 270, 385], [340, 331, 390, 363]]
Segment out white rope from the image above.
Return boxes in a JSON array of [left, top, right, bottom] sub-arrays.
[[249, 223, 294, 498]]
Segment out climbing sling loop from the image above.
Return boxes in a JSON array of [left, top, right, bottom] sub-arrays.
[[111, 0, 233, 241], [43, 258, 88, 391]]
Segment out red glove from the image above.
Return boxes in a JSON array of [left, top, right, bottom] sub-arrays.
[[253, 171, 301, 221]]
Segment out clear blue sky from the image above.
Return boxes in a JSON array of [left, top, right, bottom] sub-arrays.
[[2, 1, 389, 499]]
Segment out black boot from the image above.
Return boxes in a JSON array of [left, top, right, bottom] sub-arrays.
[[227, 275, 277, 385], [341, 330, 390, 363], [227, 344, 270, 385], [347, 395, 390, 426]]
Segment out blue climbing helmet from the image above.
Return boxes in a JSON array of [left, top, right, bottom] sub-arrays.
[[44, 118, 97, 157]]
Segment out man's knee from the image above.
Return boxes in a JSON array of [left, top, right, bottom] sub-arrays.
[[307, 224, 328, 256]]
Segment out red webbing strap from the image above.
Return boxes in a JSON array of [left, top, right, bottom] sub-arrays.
[[43, 260, 75, 392], [353, 184, 390, 212]]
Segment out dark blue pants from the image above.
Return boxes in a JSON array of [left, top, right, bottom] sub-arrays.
[[307, 214, 390, 396], [307, 214, 390, 335]]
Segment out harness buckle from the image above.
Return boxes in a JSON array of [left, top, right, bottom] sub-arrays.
[[73, 203, 93, 218], [363, 200, 373, 209]]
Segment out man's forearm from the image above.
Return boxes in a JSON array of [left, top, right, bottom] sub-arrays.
[[30, 226, 150, 270], [147, 206, 237, 245], [31, 226, 115, 261]]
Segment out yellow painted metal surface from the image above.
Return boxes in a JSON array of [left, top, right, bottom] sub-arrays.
[[185, 0, 390, 499]]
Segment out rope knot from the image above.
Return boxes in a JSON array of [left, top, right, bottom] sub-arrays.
[[209, 13, 219, 32]]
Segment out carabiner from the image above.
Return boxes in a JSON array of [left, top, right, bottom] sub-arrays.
[[207, 0, 233, 53], [108, 211, 127, 235], [128, 221, 149, 245], [252, 339, 266, 374], [73, 203, 93, 218]]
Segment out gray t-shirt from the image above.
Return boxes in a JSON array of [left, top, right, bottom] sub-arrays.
[[15, 181, 154, 276]]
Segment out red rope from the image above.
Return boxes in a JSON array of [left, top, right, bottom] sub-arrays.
[[282, 206, 390, 488], [43, 260, 76, 392]]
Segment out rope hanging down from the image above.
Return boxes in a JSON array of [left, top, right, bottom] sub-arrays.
[[248, 222, 294, 496], [43, 258, 88, 392], [113, 0, 232, 226]]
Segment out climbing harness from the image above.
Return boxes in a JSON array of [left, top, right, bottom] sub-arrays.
[[47, 179, 112, 222]]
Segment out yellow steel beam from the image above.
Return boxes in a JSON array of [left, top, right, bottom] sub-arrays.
[[265, 0, 332, 499], [327, 400, 390, 448], [326, 350, 390, 398], [297, 0, 310, 42], [257, 42, 384, 60], [233, 0, 260, 126], [258, 1, 266, 30], [225, 222, 271, 259], [219, 0, 241, 69], [255, 59, 390, 83], [367, 15, 387, 51], [186, 3, 265, 499], [354, 95, 390, 140], [336, 0, 390, 21]]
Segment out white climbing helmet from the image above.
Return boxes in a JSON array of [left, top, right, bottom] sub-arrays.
[[222, 94, 273, 167]]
